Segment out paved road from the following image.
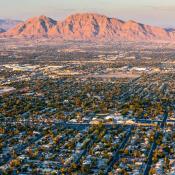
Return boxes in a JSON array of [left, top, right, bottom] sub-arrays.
[[143, 111, 168, 175], [104, 126, 134, 175]]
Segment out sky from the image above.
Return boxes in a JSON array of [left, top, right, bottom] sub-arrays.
[[1, 0, 175, 27]]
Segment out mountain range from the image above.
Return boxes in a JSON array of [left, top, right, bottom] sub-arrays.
[[1, 13, 175, 42]]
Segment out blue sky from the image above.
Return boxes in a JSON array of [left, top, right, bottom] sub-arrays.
[[1, 0, 175, 27]]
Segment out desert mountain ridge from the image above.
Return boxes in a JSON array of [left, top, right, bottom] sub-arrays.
[[1, 13, 175, 41]]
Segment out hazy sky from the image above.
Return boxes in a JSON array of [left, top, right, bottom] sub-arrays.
[[1, 0, 175, 27]]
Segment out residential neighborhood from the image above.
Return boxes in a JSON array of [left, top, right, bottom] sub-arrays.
[[0, 41, 175, 174]]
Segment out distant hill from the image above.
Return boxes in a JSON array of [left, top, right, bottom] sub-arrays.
[[2, 13, 175, 42], [0, 28, 6, 33], [0, 19, 22, 30]]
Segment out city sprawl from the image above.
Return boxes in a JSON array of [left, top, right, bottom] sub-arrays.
[[0, 39, 175, 175]]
